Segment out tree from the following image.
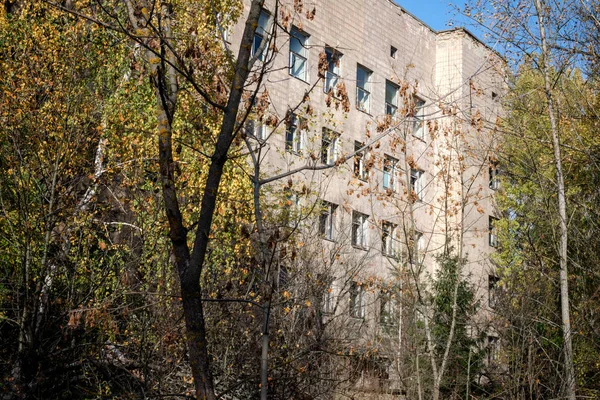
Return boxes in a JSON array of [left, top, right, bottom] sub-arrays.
[[0, 4, 131, 394], [461, 0, 592, 397], [489, 64, 600, 399], [1, 1, 507, 398]]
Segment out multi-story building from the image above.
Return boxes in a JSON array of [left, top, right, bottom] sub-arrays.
[[231, 0, 505, 397]]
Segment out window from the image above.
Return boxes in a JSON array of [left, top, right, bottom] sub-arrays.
[[319, 201, 337, 240], [390, 46, 397, 59], [247, 119, 266, 140], [319, 275, 336, 314], [385, 80, 399, 116], [489, 158, 500, 190], [382, 221, 398, 257], [285, 114, 304, 154], [412, 97, 426, 139], [352, 211, 369, 249], [383, 155, 398, 191], [356, 65, 372, 112], [489, 275, 500, 308], [215, 12, 231, 43], [354, 141, 368, 180], [410, 169, 424, 201], [324, 47, 341, 93], [282, 188, 300, 226], [487, 336, 500, 365], [489, 216, 498, 247], [285, 189, 299, 208], [256, 123, 266, 140], [349, 282, 365, 318], [415, 230, 425, 253], [321, 128, 339, 165], [289, 27, 308, 81], [379, 291, 396, 326], [252, 10, 271, 61], [323, 285, 335, 314]]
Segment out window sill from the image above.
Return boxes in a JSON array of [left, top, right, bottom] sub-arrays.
[[324, 88, 342, 98], [289, 73, 309, 84], [356, 107, 372, 116], [352, 244, 368, 251], [412, 134, 426, 143], [321, 236, 336, 243]]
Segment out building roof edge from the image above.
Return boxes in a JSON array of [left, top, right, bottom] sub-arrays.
[[385, 1, 502, 59]]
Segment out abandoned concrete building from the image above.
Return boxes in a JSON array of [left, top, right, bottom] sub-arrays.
[[230, 0, 506, 396]]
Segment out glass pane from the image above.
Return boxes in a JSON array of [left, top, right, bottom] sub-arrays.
[[286, 127, 293, 150], [356, 67, 369, 89], [319, 213, 326, 235], [413, 120, 424, 138], [325, 72, 338, 92], [386, 104, 397, 116], [385, 82, 397, 105], [327, 49, 340, 74], [253, 35, 263, 58], [290, 31, 306, 56], [290, 54, 306, 79], [357, 88, 369, 111], [257, 11, 269, 34], [257, 124, 265, 140]]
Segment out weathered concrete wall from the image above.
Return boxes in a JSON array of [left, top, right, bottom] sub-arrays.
[[228, 0, 505, 394]]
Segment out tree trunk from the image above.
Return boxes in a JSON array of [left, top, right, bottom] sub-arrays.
[[153, 1, 265, 398], [532, 1, 576, 398]]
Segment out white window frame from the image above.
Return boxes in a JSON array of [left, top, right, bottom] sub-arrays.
[[285, 189, 299, 208], [289, 27, 308, 81], [356, 65, 371, 113], [382, 221, 397, 257], [349, 282, 365, 319], [352, 211, 369, 249], [489, 275, 500, 308], [415, 230, 425, 254], [410, 169, 424, 201], [324, 47, 341, 93], [489, 216, 498, 247], [252, 10, 271, 61], [489, 158, 500, 190], [247, 119, 266, 141], [323, 281, 335, 314], [412, 97, 426, 139], [385, 80, 399, 116], [285, 114, 304, 154], [321, 128, 339, 165], [383, 155, 398, 191], [319, 201, 336, 240], [354, 141, 368, 181], [256, 123, 266, 141], [379, 291, 396, 326], [487, 336, 500, 365]]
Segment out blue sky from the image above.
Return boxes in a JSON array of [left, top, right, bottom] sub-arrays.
[[394, 1, 469, 32], [394, 1, 487, 44]]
